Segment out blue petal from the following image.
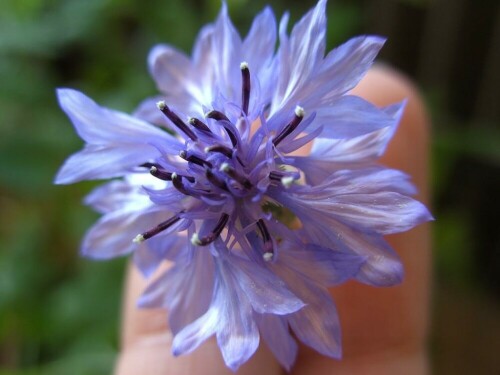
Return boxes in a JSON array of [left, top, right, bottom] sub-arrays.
[[304, 36, 386, 106], [172, 253, 260, 371], [278, 242, 366, 287], [148, 44, 194, 96], [256, 314, 298, 371], [138, 248, 214, 334], [221, 250, 305, 315], [312, 95, 398, 139], [212, 3, 243, 104], [270, 252, 342, 358], [288, 287, 342, 359], [81, 207, 167, 259], [55, 89, 183, 184], [273, 0, 327, 113]]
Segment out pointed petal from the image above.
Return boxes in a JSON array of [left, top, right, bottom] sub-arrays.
[[288, 287, 342, 359], [81, 207, 166, 259], [55, 89, 182, 183], [224, 252, 305, 315], [280, 0, 327, 103], [212, 3, 243, 103], [313, 95, 398, 139], [148, 44, 198, 99], [305, 36, 386, 105], [139, 249, 214, 334], [256, 314, 298, 371]]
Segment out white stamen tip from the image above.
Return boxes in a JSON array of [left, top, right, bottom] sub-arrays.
[[133, 234, 145, 244], [263, 252, 274, 262], [240, 61, 249, 70], [150, 166, 158, 173], [294, 106, 305, 118], [281, 176, 295, 188], [220, 162, 230, 172], [188, 117, 196, 125], [191, 233, 202, 246], [156, 100, 166, 110], [171, 172, 178, 179]]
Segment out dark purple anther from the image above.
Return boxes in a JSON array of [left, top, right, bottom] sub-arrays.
[[133, 215, 181, 243], [272, 106, 305, 147], [157, 101, 198, 141], [191, 213, 230, 246], [240, 62, 251, 116]]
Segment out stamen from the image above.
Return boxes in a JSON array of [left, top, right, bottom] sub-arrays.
[[132, 215, 181, 243], [240, 62, 250, 115], [171, 173, 191, 195], [188, 117, 212, 133], [206, 110, 229, 122], [220, 162, 252, 189], [256, 219, 274, 260], [263, 252, 274, 262], [269, 170, 299, 187], [156, 100, 198, 141], [280, 176, 295, 189], [191, 213, 230, 246], [205, 168, 228, 191], [206, 110, 238, 146], [179, 150, 213, 168], [150, 165, 195, 183], [272, 106, 305, 146], [204, 144, 234, 159]]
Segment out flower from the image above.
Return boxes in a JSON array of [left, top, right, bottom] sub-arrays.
[[55, 0, 433, 371]]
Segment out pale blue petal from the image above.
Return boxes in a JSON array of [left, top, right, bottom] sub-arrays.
[[274, 0, 327, 112], [303, 36, 386, 106], [222, 251, 305, 315], [139, 248, 214, 334], [81, 207, 166, 259], [256, 314, 298, 371], [212, 3, 243, 104], [148, 44, 197, 98], [55, 89, 183, 183], [288, 287, 342, 359], [312, 95, 397, 139]]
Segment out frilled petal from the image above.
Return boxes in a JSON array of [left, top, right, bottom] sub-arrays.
[[138, 247, 214, 334], [292, 103, 405, 185], [288, 287, 342, 358], [218, 248, 305, 315], [242, 7, 277, 105], [55, 89, 183, 184], [148, 45, 193, 96], [278, 242, 366, 287], [133, 234, 185, 277], [312, 95, 399, 139], [271, 254, 342, 358], [81, 206, 168, 259], [302, 36, 386, 107], [256, 314, 298, 371], [285, 167, 431, 234], [83, 174, 158, 214], [172, 252, 260, 371], [272, 0, 327, 114], [279, 203, 405, 286], [211, 3, 243, 104]]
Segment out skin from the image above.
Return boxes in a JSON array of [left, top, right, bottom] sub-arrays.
[[114, 64, 432, 375]]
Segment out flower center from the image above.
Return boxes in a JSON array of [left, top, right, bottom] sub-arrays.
[[133, 62, 306, 261]]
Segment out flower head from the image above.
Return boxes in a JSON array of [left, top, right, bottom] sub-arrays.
[[55, 0, 432, 371]]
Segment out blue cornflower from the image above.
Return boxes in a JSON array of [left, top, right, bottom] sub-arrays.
[[55, 0, 432, 371]]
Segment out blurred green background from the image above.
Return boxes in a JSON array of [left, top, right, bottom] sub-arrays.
[[0, 0, 498, 373]]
